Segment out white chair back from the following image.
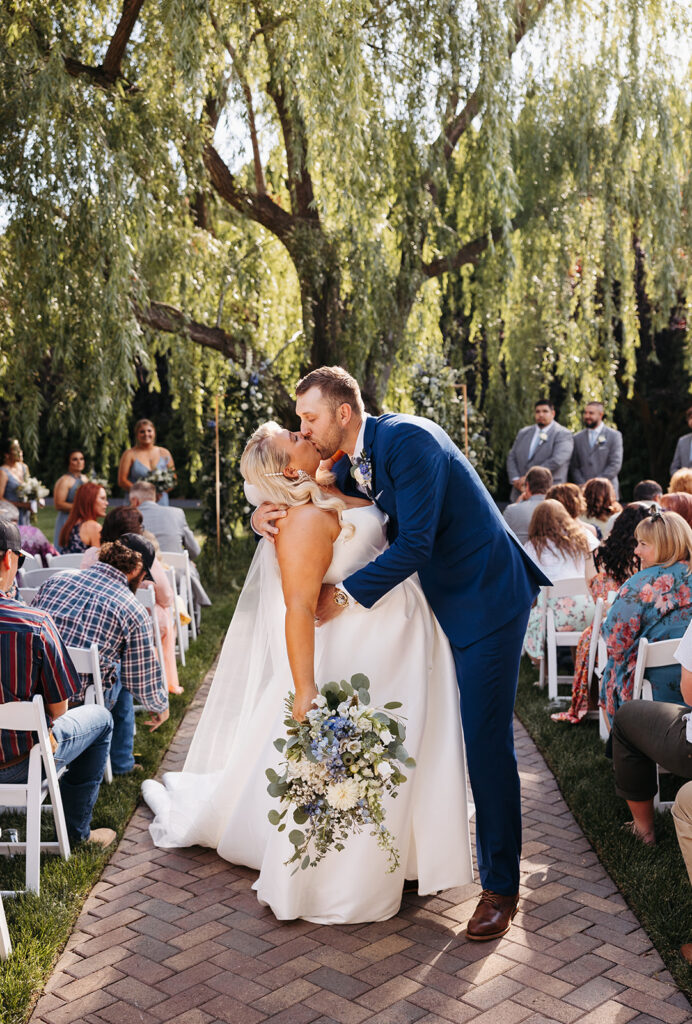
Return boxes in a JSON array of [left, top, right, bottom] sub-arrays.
[[161, 551, 197, 641], [66, 643, 112, 784], [0, 695, 71, 895], [631, 636, 682, 810], [18, 588, 37, 605], [135, 587, 169, 692], [45, 553, 85, 568], [541, 577, 593, 701], [165, 566, 185, 666], [20, 567, 78, 589], [18, 553, 42, 575]]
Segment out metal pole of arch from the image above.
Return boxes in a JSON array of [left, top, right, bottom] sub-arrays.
[[215, 395, 221, 558], [462, 383, 469, 457]]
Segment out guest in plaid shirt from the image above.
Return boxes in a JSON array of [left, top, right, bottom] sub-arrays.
[[0, 519, 115, 847], [35, 538, 169, 775]]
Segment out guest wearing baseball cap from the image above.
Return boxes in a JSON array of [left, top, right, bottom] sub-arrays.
[[0, 519, 116, 848]]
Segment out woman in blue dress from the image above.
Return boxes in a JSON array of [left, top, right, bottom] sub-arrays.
[[0, 438, 32, 525], [118, 419, 175, 506], [600, 507, 692, 729], [53, 450, 88, 550]]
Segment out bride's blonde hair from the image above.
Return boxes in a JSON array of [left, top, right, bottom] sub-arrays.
[[240, 421, 354, 537]]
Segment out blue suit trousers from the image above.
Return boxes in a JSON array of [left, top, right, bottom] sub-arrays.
[[451, 605, 529, 894]]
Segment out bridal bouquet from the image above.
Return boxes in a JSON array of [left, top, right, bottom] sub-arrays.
[[267, 674, 414, 873], [145, 465, 176, 495], [17, 476, 49, 519]]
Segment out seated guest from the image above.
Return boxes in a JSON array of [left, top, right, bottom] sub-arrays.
[[502, 466, 552, 545], [661, 491, 692, 528], [673, 782, 692, 964], [546, 482, 599, 538], [80, 509, 182, 694], [523, 499, 598, 662], [669, 468, 692, 496], [552, 504, 649, 724], [582, 477, 622, 539], [59, 482, 108, 553], [53, 450, 88, 551], [129, 481, 211, 616], [34, 539, 169, 775], [18, 523, 58, 566], [600, 507, 692, 729], [0, 519, 115, 848], [632, 479, 663, 504]]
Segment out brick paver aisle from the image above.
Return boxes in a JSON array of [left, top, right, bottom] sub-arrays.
[[31, 667, 692, 1024]]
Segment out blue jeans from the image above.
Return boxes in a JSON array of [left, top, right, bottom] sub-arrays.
[[0, 705, 113, 842], [104, 673, 135, 775]]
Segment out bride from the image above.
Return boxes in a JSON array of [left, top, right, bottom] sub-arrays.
[[142, 421, 473, 924]]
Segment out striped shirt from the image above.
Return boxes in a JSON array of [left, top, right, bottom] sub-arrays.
[[0, 594, 80, 762], [34, 563, 167, 714]]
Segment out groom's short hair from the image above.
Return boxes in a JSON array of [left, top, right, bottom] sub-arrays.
[[296, 366, 365, 417]]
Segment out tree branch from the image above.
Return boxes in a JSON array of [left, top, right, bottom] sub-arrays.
[[202, 143, 295, 241], [209, 11, 266, 195], [63, 0, 145, 87]]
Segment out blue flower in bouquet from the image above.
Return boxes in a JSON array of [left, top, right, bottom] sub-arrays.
[[266, 674, 415, 872]]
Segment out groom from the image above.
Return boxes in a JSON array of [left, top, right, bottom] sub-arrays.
[[254, 366, 550, 939]]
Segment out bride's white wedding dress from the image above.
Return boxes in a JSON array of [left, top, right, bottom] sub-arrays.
[[142, 504, 473, 924]]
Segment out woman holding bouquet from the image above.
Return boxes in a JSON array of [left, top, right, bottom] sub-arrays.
[[118, 419, 176, 506], [143, 420, 473, 924], [0, 438, 32, 525]]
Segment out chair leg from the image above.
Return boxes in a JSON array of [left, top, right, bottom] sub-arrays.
[[0, 896, 11, 959], [25, 758, 41, 894]]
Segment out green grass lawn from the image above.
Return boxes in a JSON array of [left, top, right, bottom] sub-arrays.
[[515, 660, 692, 1003], [0, 530, 254, 1024]]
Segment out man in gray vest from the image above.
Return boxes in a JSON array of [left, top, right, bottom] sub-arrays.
[[502, 466, 552, 545], [570, 401, 623, 497], [670, 405, 692, 477], [506, 400, 574, 503]]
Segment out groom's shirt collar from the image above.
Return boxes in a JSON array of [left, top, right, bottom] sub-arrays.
[[350, 415, 369, 463]]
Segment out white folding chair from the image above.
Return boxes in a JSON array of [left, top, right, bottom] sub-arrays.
[[0, 695, 71, 896], [18, 587, 37, 605], [19, 567, 77, 589], [45, 553, 85, 568], [135, 587, 169, 692], [165, 566, 185, 666], [631, 636, 682, 811], [18, 553, 42, 575], [542, 578, 594, 701], [0, 895, 11, 958], [161, 551, 197, 641], [66, 643, 113, 785]]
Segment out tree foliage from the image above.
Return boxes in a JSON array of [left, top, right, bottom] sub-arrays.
[[0, 0, 690, 483]]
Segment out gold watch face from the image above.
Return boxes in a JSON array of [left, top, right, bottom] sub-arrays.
[[334, 589, 348, 606]]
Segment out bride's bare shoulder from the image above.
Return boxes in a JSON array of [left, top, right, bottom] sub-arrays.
[[277, 503, 339, 542]]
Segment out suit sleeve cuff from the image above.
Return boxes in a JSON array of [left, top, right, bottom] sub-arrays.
[[335, 582, 356, 606]]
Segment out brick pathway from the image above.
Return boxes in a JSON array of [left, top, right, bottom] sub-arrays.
[[31, 668, 692, 1024]]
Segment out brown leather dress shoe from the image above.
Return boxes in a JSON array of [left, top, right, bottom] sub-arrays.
[[681, 942, 692, 964], [465, 890, 519, 941]]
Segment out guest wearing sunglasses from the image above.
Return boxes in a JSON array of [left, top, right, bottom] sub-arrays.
[[600, 507, 692, 731]]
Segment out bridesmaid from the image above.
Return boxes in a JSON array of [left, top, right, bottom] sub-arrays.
[[0, 438, 31, 525], [118, 419, 175, 506], [59, 482, 108, 553], [53, 450, 88, 551]]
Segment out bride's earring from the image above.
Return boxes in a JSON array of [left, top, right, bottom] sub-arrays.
[[296, 470, 311, 483]]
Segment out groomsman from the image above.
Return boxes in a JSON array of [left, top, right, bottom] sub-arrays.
[[670, 405, 692, 477], [506, 400, 574, 503], [570, 402, 623, 497]]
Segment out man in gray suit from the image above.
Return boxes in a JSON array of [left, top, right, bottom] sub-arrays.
[[570, 402, 623, 497], [129, 482, 211, 615], [506, 400, 574, 503], [670, 406, 692, 477], [502, 466, 552, 545]]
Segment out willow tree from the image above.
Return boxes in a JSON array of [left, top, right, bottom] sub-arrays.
[[1, 0, 690, 459]]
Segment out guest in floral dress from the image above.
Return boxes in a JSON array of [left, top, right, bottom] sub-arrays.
[[59, 483, 108, 553], [552, 504, 649, 724], [600, 507, 692, 729], [523, 499, 599, 660]]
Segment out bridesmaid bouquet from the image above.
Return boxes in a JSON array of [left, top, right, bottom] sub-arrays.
[[17, 476, 49, 519], [145, 466, 176, 495], [267, 674, 415, 873]]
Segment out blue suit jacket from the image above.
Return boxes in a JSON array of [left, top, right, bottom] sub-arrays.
[[335, 413, 550, 648]]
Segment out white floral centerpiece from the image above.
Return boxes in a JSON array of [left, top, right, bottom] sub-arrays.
[[267, 674, 414, 873]]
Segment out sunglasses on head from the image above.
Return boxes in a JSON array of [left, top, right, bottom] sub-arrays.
[[648, 505, 664, 522]]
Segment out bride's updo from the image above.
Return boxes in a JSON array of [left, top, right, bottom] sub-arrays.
[[241, 421, 354, 536]]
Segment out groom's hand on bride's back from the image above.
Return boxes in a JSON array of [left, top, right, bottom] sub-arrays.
[[251, 502, 287, 543]]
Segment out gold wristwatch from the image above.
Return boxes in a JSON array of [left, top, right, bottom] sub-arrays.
[[333, 588, 350, 608]]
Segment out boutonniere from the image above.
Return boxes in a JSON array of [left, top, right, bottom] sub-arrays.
[[351, 450, 373, 495], [597, 434, 606, 445], [538, 431, 548, 443]]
